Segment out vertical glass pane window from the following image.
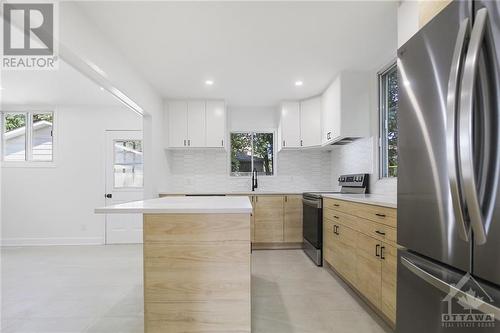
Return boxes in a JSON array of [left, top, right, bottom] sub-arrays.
[[253, 133, 274, 176], [32, 112, 53, 161], [3, 113, 27, 161], [113, 140, 143, 188], [230, 132, 274, 176], [379, 64, 398, 178], [230, 133, 253, 176]]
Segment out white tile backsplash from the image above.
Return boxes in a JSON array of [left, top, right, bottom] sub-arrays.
[[163, 136, 396, 195], [165, 149, 332, 193], [329, 136, 397, 195]]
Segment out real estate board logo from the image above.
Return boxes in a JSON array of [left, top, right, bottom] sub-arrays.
[[2, 2, 58, 70], [441, 273, 496, 329]]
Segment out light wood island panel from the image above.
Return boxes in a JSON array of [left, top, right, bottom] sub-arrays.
[[143, 213, 251, 333]]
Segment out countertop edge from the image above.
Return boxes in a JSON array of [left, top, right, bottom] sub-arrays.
[[95, 208, 253, 214], [321, 194, 397, 209]]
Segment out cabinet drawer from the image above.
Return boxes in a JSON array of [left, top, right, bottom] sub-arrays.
[[324, 198, 396, 228], [323, 198, 359, 215], [356, 219, 396, 245], [355, 204, 396, 228], [324, 209, 358, 230]]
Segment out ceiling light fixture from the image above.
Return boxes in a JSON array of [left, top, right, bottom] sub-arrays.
[[295, 80, 303, 86], [205, 80, 214, 86]]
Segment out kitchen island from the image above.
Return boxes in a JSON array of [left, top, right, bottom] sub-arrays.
[[96, 196, 253, 333]]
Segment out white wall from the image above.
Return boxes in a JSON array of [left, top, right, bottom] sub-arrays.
[[59, 3, 166, 198], [230, 106, 279, 131], [1, 106, 141, 246], [398, 1, 420, 48], [163, 106, 332, 193]]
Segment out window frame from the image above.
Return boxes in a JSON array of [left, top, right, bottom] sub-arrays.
[[1, 109, 57, 167], [228, 130, 277, 178], [378, 61, 398, 179]]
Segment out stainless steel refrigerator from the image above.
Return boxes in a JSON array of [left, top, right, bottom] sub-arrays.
[[397, 0, 500, 332]]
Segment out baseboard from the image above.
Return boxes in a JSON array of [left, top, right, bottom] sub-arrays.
[[1, 237, 104, 246], [252, 242, 303, 250]]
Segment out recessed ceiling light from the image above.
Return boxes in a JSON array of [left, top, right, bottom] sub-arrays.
[[205, 80, 214, 86], [295, 81, 303, 86], [99, 86, 105, 91]]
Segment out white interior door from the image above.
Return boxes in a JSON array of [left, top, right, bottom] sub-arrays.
[[105, 130, 143, 244]]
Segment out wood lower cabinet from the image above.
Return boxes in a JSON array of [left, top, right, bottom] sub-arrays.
[[254, 196, 284, 243], [161, 193, 303, 247], [356, 232, 382, 309], [381, 241, 397, 324], [284, 195, 303, 242], [323, 198, 397, 327]]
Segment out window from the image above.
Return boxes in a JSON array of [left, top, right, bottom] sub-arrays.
[[2, 111, 54, 163], [379, 63, 398, 178], [113, 139, 143, 188], [230, 132, 274, 176]]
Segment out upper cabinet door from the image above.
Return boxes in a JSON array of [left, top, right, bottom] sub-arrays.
[[168, 101, 188, 148], [321, 78, 341, 144], [206, 100, 226, 148], [280, 102, 301, 148], [187, 101, 206, 147], [300, 97, 322, 147]]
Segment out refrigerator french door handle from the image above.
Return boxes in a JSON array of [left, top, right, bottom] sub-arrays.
[[446, 17, 470, 242], [401, 256, 500, 318], [459, 8, 488, 245]]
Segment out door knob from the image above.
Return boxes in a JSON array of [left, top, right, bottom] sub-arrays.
[[105, 194, 112, 198]]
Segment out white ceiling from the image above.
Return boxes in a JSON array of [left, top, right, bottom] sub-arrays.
[[1, 61, 121, 106], [78, 1, 397, 107]]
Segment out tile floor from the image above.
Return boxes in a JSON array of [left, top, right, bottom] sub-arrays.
[[1, 245, 392, 333]]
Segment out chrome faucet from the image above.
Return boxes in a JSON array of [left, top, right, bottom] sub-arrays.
[[252, 168, 258, 191]]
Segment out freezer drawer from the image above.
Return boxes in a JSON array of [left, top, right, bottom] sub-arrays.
[[398, 250, 500, 333]]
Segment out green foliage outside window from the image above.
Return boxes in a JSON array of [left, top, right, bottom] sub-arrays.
[[380, 64, 398, 178], [231, 132, 274, 176]]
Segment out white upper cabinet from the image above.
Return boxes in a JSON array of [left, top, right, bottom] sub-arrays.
[[167, 101, 188, 148], [187, 101, 206, 147], [280, 101, 301, 148], [300, 97, 322, 147], [321, 72, 370, 145], [205, 100, 226, 148], [321, 78, 341, 143], [165, 99, 226, 149]]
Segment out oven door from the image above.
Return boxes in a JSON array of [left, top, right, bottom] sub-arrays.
[[302, 197, 322, 248]]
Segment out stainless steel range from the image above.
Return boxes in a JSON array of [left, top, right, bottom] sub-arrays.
[[302, 173, 369, 266]]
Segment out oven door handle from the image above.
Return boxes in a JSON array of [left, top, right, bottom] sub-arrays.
[[302, 198, 322, 209]]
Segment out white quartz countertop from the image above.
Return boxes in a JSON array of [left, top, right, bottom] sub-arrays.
[[95, 196, 253, 214], [158, 191, 308, 196], [321, 193, 397, 208]]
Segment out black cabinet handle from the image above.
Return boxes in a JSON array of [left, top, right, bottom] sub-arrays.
[[375, 244, 380, 257], [333, 204, 340, 207], [375, 230, 386, 236], [105, 193, 112, 198], [375, 213, 386, 218], [333, 215, 339, 219], [300, 140, 303, 146], [381, 246, 386, 260]]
